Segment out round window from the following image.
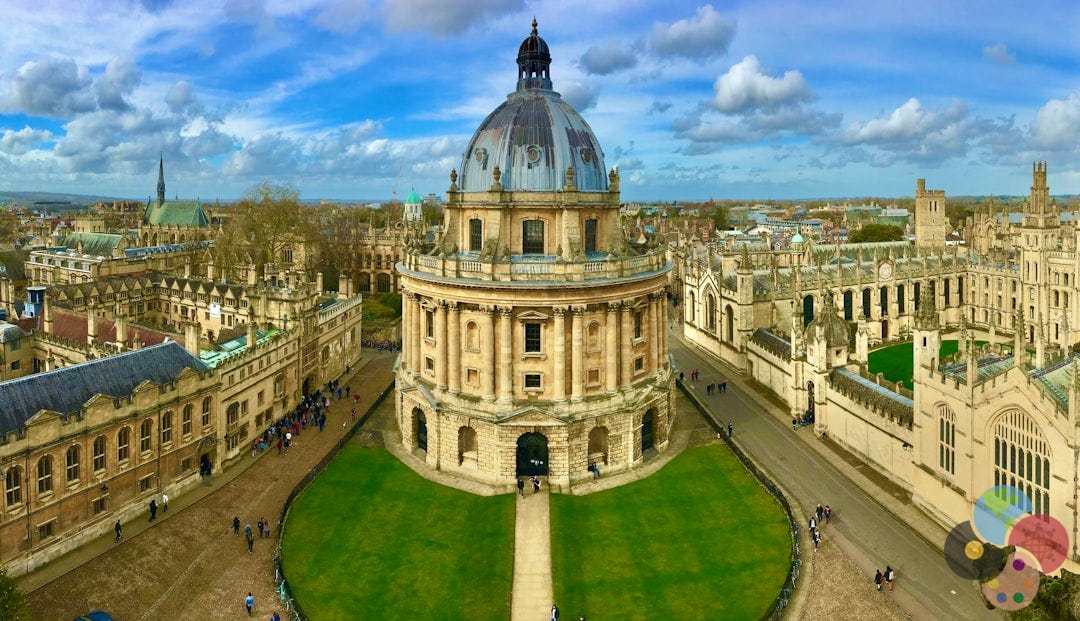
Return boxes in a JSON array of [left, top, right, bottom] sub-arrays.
[[526, 145, 541, 164]]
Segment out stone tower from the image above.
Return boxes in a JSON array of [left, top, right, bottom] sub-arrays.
[[914, 178, 946, 250], [395, 20, 673, 488]]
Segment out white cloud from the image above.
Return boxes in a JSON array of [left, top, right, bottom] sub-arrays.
[[5, 58, 95, 117], [166, 81, 201, 116], [983, 43, 1016, 66], [312, 0, 372, 34], [93, 57, 142, 112], [0, 126, 54, 155], [712, 56, 809, 114], [559, 81, 600, 113], [579, 41, 638, 76], [839, 98, 977, 164], [649, 5, 736, 60], [1030, 93, 1080, 152], [383, 0, 524, 37]]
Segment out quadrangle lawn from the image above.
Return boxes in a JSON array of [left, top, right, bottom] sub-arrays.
[[868, 339, 960, 386]]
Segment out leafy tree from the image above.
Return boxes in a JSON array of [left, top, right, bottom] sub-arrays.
[[0, 565, 29, 620], [0, 210, 19, 245], [215, 182, 317, 279], [849, 223, 905, 243]]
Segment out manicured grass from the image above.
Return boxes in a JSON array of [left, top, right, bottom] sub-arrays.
[[868, 339, 960, 386], [281, 447, 514, 620], [550, 444, 790, 620]]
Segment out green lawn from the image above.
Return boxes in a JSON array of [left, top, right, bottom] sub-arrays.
[[550, 444, 790, 620], [281, 447, 514, 620], [868, 339, 961, 386]]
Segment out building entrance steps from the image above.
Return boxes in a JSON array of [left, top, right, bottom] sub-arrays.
[[511, 480, 554, 621]]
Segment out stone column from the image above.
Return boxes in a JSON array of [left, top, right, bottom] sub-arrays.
[[552, 306, 567, 402], [571, 306, 584, 401], [436, 301, 448, 391], [649, 295, 660, 373], [400, 291, 410, 369], [620, 303, 633, 386], [409, 294, 421, 376], [447, 302, 461, 394], [498, 306, 513, 404], [606, 303, 619, 392], [482, 306, 495, 401]]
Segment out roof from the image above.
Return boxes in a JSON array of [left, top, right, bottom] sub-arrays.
[[142, 200, 210, 227], [405, 189, 422, 204], [0, 342, 209, 435], [0, 322, 29, 343], [61, 232, 123, 256]]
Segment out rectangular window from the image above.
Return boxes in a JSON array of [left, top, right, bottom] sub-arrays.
[[586, 368, 601, 387], [426, 310, 434, 339], [634, 357, 645, 372], [139, 476, 152, 493], [633, 311, 644, 340], [524, 373, 542, 390], [38, 521, 54, 541], [584, 218, 597, 253], [522, 220, 544, 255], [118, 431, 130, 462], [182, 410, 192, 436], [524, 323, 542, 353], [92, 497, 107, 515], [93, 438, 106, 471], [425, 357, 435, 373], [466, 368, 479, 386], [182, 457, 193, 472], [8, 339, 19, 351], [469, 218, 483, 252], [10, 361, 20, 372]]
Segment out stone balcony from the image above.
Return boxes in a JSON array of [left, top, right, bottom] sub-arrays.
[[399, 247, 670, 285]]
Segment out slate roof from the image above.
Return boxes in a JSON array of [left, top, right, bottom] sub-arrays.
[[0, 341, 209, 435], [0, 322, 29, 343], [143, 200, 210, 227], [49, 307, 173, 348], [60, 232, 123, 256], [749, 328, 792, 361], [829, 367, 914, 427]]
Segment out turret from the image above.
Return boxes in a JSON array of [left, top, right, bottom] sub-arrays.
[[913, 290, 940, 373]]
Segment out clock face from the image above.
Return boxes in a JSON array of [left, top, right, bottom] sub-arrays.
[[879, 262, 893, 280]]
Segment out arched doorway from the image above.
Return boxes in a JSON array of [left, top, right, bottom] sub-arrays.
[[881, 320, 889, 340], [587, 427, 609, 466], [413, 408, 428, 451], [458, 426, 477, 468], [641, 410, 656, 452], [516, 432, 549, 476], [302, 375, 315, 396]]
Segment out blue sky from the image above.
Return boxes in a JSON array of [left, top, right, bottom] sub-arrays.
[[0, 0, 1077, 202]]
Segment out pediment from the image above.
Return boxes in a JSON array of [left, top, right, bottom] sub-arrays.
[[517, 310, 550, 322], [498, 406, 563, 425]]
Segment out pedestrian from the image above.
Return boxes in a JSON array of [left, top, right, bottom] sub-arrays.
[[706, 383, 713, 395], [148, 498, 158, 522], [257, 517, 265, 538], [277, 438, 283, 455], [792, 418, 797, 431], [245, 592, 255, 616], [809, 516, 817, 532], [350, 408, 356, 421], [824, 505, 832, 522], [722, 381, 727, 392], [885, 565, 895, 591], [247, 531, 254, 553], [233, 516, 241, 535], [245, 522, 253, 538], [532, 476, 541, 493], [162, 493, 169, 513], [678, 371, 685, 383], [337, 386, 343, 399], [874, 569, 884, 591], [114, 520, 122, 543], [551, 603, 560, 621], [812, 529, 821, 550], [272, 613, 281, 621], [816, 504, 824, 522], [517, 478, 525, 498], [727, 421, 733, 438]]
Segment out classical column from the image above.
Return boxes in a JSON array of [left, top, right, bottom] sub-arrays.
[[409, 293, 421, 376], [571, 306, 584, 401], [552, 306, 567, 402], [482, 306, 495, 401], [498, 306, 513, 404], [606, 303, 619, 392], [400, 290, 410, 369], [447, 302, 461, 394], [436, 301, 448, 391], [658, 295, 668, 370], [620, 303, 633, 386], [649, 295, 660, 373]]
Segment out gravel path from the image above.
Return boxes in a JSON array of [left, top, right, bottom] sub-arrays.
[[799, 529, 912, 621]]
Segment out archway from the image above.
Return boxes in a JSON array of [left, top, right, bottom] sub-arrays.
[[458, 426, 477, 468], [881, 320, 889, 340], [302, 375, 315, 396], [413, 408, 428, 451], [516, 432, 549, 476], [641, 409, 657, 452], [587, 427, 609, 466]]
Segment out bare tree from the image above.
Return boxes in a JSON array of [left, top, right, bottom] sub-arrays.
[[217, 182, 318, 279]]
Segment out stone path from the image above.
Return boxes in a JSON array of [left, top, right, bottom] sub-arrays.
[[511, 482, 554, 621]]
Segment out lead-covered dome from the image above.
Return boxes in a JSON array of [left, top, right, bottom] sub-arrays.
[[458, 19, 607, 193]]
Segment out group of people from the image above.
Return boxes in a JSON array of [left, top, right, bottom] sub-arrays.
[[516, 476, 544, 497], [679, 369, 728, 396], [233, 515, 271, 553], [809, 503, 831, 550], [874, 565, 897, 592]]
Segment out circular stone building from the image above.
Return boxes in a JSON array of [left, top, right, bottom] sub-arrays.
[[395, 20, 673, 487]]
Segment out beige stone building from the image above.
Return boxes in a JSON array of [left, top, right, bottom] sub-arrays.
[[682, 162, 1080, 573], [395, 21, 673, 488]]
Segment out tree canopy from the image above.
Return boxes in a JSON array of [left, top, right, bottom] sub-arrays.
[[0, 565, 28, 620], [213, 181, 317, 279], [848, 223, 905, 243]]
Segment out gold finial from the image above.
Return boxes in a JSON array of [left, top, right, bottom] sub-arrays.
[[531, 17, 538, 34]]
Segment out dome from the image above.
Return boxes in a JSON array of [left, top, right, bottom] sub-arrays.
[[405, 189, 422, 204], [458, 20, 608, 193], [806, 296, 849, 348]]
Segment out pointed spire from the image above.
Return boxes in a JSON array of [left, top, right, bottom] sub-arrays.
[[157, 152, 166, 208]]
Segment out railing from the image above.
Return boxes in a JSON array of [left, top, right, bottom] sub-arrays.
[[402, 248, 670, 283]]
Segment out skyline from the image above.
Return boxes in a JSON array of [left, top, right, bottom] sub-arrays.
[[0, 1, 1077, 202]]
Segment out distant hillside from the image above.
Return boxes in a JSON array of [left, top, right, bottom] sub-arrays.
[[0, 191, 122, 205]]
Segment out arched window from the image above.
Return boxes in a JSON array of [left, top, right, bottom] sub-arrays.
[[5, 467, 22, 506], [37, 455, 53, 494], [861, 288, 871, 318], [522, 220, 544, 255], [140, 419, 153, 453], [117, 427, 130, 462], [93, 435, 106, 472], [162, 411, 173, 445], [706, 294, 716, 332], [587, 321, 600, 350], [202, 397, 212, 427], [465, 321, 479, 351], [182, 404, 194, 436], [687, 292, 695, 323], [584, 218, 598, 253], [377, 273, 391, 293], [66, 445, 81, 482], [938, 405, 955, 475], [994, 410, 1051, 516], [724, 305, 734, 342]]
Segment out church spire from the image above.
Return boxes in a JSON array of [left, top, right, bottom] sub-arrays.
[[157, 152, 166, 208]]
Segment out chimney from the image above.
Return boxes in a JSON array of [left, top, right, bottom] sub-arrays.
[[116, 313, 128, 348], [184, 261, 192, 279], [316, 271, 324, 293], [87, 306, 98, 346], [132, 332, 143, 350], [207, 260, 215, 281], [43, 293, 53, 334], [247, 320, 258, 349], [247, 265, 257, 286], [184, 321, 202, 357]]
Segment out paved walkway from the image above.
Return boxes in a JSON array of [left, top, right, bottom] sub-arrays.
[[511, 483, 554, 621]]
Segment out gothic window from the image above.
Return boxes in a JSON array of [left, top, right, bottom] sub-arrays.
[[93, 436, 106, 472], [37, 455, 53, 495], [202, 397, 212, 427], [469, 218, 483, 252], [861, 288, 871, 318], [140, 419, 153, 453], [584, 218, 598, 253], [162, 411, 173, 445], [183, 404, 193, 436], [938, 405, 955, 476], [522, 220, 544, 255], [994, 410, 1051, 516], [879, 287, 889, 316], [897, 284, 905, 314], [5, 467, 22, 506], [524, 323, 542, 353], [377, 273, 391, 293], [66, 445, 80, 483], [707, 295, 717, 332], [117, 427, 130, 462]]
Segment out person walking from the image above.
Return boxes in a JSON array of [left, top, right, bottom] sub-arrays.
[[246, 530, 255, 553], [816, 504, 824, 522], [885, 565, 895, 591], [727, 421, 733, 438], [824, 505, 832, 522], [148, 498, 158, 522], [162, 492, 169, 513], [114, 520, 122, 543], [532, 476, 541, 493], [874, 569, 884, 591], [792, 418, 797, 431], [550, 603, 560, 621], [809, 516, 817, 532], [517, 478, 525, 498], [812, 529, 821, 550], [245, 592, 255, 616], [262, 517, 270, 538], [233, 516, 241, 535], [257, 518, 265, 539]]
